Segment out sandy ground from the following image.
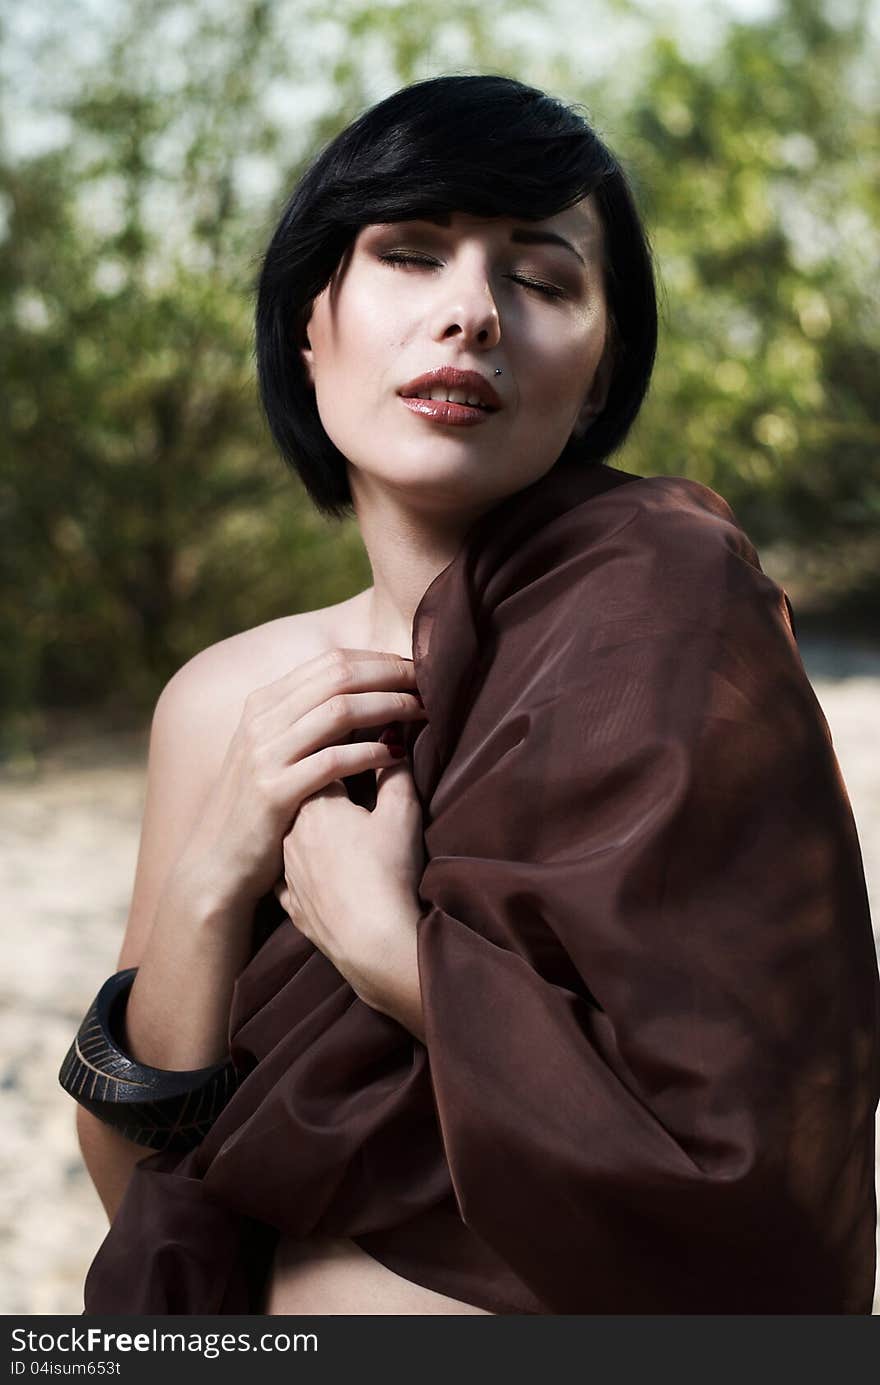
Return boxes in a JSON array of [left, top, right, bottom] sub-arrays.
[[1, 634, 878, 1316]]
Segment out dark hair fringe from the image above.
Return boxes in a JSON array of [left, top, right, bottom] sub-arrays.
[[254, 74, 658, 520]]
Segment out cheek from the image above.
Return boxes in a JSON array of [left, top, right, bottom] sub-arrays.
[[524, 337, 596, 413], [530, 312, 607, 405], [320, 296, 405, 396]]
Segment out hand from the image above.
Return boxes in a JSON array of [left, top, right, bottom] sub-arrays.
[[176, 648, 427, 917], [274, 755, 426, 1027]]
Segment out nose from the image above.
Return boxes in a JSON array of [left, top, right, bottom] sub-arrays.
[[428, 254, 501, 352]]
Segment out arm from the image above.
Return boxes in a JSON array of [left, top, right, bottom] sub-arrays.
[[75, 636, 425, 1224], [75, 657, 254, 1223], [356, 900, 425, 1043]]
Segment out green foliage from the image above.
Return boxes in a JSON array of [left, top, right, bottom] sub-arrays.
[[598, 1, 879, 599], [2, 0, 878, 754]]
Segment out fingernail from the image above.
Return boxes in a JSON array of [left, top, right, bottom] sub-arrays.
[[378, 723, 402, 745], [387, 741, 406, 759]]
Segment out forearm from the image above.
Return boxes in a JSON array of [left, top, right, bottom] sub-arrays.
[[122, 865, 254, 1069], [76, 1107, 154, 1224], [357, 907, 426, 1044], [75, 866, 255, 1222]]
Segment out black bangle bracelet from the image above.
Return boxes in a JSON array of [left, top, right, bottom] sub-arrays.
[[58, 968, 240, 1152]]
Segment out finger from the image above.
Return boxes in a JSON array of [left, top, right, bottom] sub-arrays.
[[250, 650, 420, 739], [296, 778, 349, 814], [271, 737, 407, 818], [374, 756, 420, 813], [313, 779, 348, 800], [267, 689, 426, 765]]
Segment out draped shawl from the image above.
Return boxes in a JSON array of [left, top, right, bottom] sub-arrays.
[[82, 458, 880, 1314]]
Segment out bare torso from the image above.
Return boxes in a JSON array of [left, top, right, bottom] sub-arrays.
[[218, 587, 492, 1316], [261, 1233, 492, 1315]]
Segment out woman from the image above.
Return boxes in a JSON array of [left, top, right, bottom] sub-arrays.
[[64, 74, 879, 1314]]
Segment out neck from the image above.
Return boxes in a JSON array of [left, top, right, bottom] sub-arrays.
[[349, 471, 493, 661]]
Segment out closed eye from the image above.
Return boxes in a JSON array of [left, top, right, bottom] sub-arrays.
[[378, 251, 566, 300]]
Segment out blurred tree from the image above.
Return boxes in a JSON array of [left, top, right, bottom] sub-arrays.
[[593, 0, 879, 622]]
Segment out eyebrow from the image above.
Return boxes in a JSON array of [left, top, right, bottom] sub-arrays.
[[411, 214, 589, 268], [509, 228, 587, 267]]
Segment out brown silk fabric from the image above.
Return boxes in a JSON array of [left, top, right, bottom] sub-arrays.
[[83, 459, 880, 1314]]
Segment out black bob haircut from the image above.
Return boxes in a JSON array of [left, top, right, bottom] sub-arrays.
[[255, 73, 657, 521]]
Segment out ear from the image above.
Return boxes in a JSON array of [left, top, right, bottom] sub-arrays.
[[572, 342, 614, 438], [300, 329, 315, 389]]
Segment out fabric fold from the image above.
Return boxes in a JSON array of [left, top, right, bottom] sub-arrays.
[[82, 456, 879, 1315]]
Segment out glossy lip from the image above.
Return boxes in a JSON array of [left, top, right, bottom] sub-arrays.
[[397, 366, 503, 411], [399, 396, 494, 427]]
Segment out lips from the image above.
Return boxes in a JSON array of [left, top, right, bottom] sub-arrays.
[[399, 396, 494, 427], [398, 366, 503, 412]]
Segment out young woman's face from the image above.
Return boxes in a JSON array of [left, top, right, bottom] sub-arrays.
[[300, 199, 613, 516]]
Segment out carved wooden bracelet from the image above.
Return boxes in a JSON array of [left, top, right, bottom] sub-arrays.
[[58, 968, 239, 1152]]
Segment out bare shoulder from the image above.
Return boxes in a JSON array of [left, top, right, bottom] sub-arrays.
[[162, 592, 371, 744], [113, 592, 373, 974], [148, 591, 376, 805]]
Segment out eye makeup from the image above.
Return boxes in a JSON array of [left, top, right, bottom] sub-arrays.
[[377, 249, 568, 300]]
